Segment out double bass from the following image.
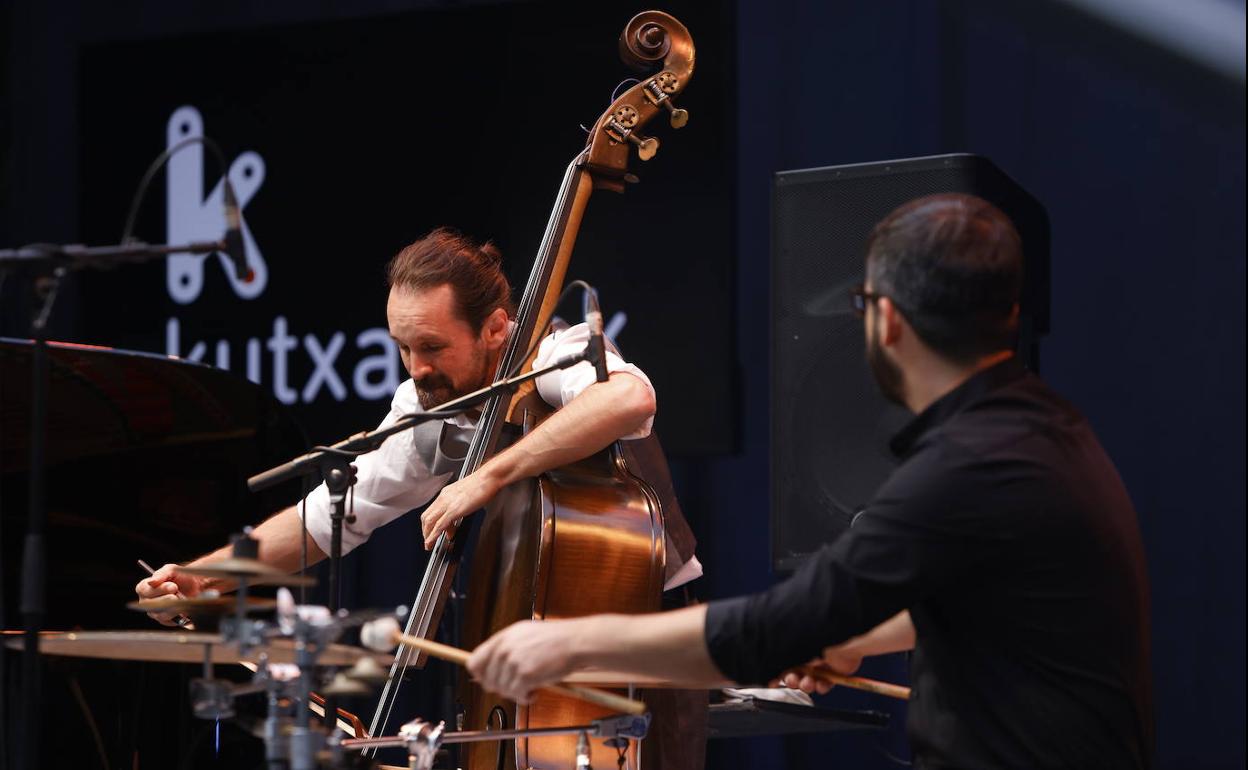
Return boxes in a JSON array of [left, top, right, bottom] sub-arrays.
[[368, 11, 696, 769]]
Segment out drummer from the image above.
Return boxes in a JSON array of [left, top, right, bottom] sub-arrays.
[[136, 228, 699, 601]]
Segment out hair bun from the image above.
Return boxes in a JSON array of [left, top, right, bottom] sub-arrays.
[[478, 240, 503, 267]]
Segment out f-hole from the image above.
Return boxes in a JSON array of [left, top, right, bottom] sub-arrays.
[[489, 706, 509, 770]]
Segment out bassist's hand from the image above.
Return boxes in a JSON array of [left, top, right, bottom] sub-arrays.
[[421, 470, 503, 550]]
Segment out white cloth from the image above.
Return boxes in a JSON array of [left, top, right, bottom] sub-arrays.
[[301, 323, 699, 588], [720, 687, 814, 707]]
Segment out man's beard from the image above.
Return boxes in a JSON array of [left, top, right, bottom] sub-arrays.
[[414, 348, 493, 410], [866, 327, 907, 408]]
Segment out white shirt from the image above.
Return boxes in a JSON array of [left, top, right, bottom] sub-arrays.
[[301, 322, 702, 589]]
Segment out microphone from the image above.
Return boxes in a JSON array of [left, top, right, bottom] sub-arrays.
[[221, 179, 251, 283], [585, 287, 609, 383]]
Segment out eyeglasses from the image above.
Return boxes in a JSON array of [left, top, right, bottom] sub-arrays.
[[849, 285, 884, 318]]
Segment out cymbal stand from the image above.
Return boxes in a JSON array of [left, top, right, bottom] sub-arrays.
[[207, 606, 329, 769], [259, 596, 385, 768], [251, 654, 296, 770], [202, 529, 340, 769], [317, 452, 357, 615], [189, 641, 235, 721], [288, 622, 322, 770], [230, 533, 260, 648], [401, 719, 444, 770]]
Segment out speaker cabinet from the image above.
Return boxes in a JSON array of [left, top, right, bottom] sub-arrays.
[[770, 153, 1049, 571]]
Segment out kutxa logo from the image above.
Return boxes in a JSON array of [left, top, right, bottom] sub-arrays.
[[163, 106, 400, 405], [166, 106, 268, 303]]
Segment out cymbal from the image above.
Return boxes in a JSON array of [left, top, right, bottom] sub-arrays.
[[177, 558, 316, 586], [5, 630, 386, 667], [127, 596, 278, 614], [321, 672, 373, 696], [343, 655, 390, 683]]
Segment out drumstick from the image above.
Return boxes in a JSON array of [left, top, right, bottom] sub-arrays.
[[361, 618, 647, 716], [792, 664, 911, 700], [137, 559, 195, 630]]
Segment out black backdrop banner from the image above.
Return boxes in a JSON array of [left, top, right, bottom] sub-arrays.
[[76, 3, 736, 453]]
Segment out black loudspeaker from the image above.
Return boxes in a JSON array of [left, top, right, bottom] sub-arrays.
[[770, 153, 1050, 572]]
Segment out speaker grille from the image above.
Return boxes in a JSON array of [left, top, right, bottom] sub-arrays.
[[770, 154, 1049, 571]]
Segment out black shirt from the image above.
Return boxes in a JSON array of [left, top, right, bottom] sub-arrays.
[[705, 359, 1153, 768]]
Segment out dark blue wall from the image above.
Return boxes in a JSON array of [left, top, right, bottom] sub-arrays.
[[2, 1, 1243, 768]]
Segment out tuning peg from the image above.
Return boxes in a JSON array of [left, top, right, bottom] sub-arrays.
[[630, 134, 659, 161], [664, 103, 689, 129], [604, 117, 660, 161], [644, 73, 689, 129]]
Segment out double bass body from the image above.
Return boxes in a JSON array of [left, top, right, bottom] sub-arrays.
[[461, 440, 666, 769]]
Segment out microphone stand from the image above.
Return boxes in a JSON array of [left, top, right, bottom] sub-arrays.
[[246, 344, 597, 731], [0, 236, 234, 770], [0, 238, 231, 271]]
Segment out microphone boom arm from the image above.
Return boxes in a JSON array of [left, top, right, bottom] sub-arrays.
[[0, 238, 233, 272]]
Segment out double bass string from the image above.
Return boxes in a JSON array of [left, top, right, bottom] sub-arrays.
[[491, 152, 592, 383], [368, 152, 589, 742]]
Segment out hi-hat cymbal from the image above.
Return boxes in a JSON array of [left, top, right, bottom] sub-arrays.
[[177, 559, 316, 586], [5, 630, 387, 667], [127, 596, 278, 614]]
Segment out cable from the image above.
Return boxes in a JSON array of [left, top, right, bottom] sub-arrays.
[[299, 474, 311, 605], [610, 78, 641, 103], [119, 135, 230, 246], [176, 720, 212, 770], [503, 279, 599, 381], [581, 78, 643, 134], [875, 737, 913, 767], [342, 482, 354, 611], [65, 673, 111, 770]]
